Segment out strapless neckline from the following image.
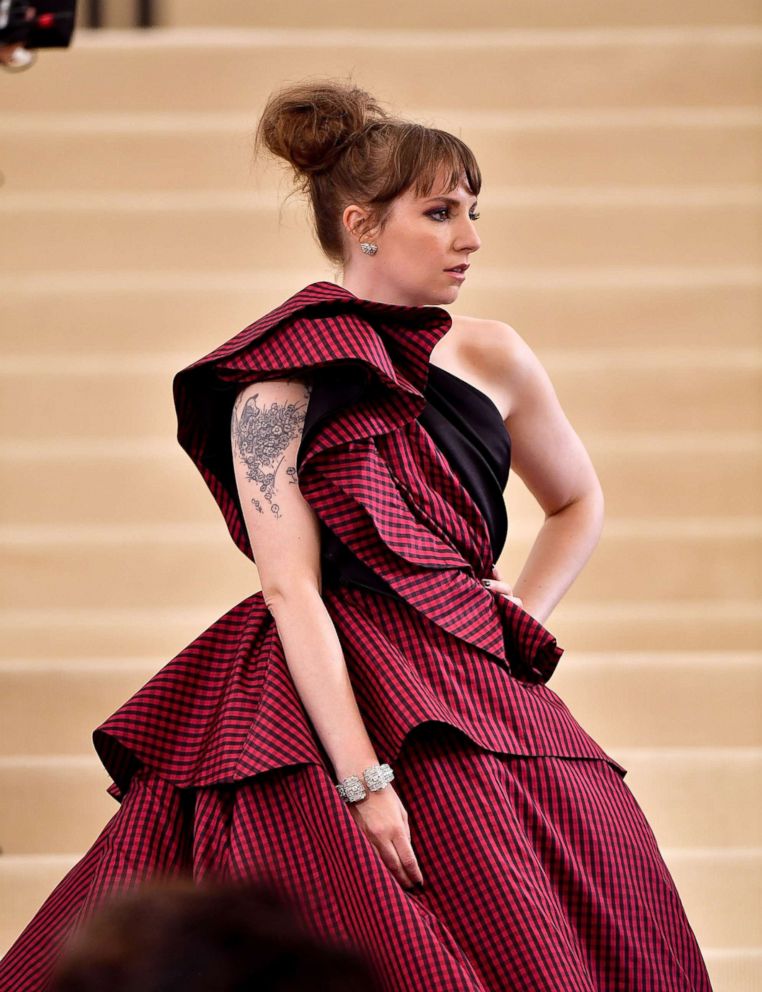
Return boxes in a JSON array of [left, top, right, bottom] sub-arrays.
[[428, 363, 510, 442]]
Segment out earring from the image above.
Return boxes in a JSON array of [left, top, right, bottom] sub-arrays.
[[360, 241, 378, 256]]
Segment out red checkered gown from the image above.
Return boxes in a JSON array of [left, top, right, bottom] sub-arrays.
[[0, 281, 713, 991]]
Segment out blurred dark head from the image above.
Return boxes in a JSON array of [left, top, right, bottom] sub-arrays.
[[49, 878, 383, 992]]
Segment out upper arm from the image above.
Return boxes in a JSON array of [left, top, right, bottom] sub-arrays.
[[230, 375, 322, 603], [482, 321, 603, 516]]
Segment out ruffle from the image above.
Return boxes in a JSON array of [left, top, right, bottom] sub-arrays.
[[171, 281, 540, 666], [93, 282, 625, 798], [94, 583, 623, 801], [172, 282, 458, 566]]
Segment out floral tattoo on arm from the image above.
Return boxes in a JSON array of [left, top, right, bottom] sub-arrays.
[[231, 378, 312, 520]]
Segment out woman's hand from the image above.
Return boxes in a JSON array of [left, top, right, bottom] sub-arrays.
[[481, 562, 523, 608], [347, 785, 424, 891]]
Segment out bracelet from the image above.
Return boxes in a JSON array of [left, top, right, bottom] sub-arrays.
[[336, 762, 394, 804]]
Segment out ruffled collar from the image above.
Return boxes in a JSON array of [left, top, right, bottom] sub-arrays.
[[185, 279, 454, 397], [317, 280, 455, 383]]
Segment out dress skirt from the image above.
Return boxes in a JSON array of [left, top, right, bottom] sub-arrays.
[[1, 283, 716, 989], [0, 722, 713, 992]]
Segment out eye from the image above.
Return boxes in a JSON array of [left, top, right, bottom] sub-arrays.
[[428, 208, 481, 222]]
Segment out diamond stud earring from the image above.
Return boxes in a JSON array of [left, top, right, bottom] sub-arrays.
[[360, 242, 378, 255]]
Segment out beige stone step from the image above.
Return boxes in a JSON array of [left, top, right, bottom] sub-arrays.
[[159, 0, 762, 30], [1, 520, 760, 607], [0, 27, 760, 114], [667, 849, 762, 949], [0, 602, 759, 660], [612, 748, 762, 849], [1, 850, 756, 964], [705, 951, 762, 992], [3, 435, 759, 524], [1, 353, 759, 440], [0, 607, 214, 660], [0, 854, 80, 957], [1, 653, 759, 758], [551, 601, 762, 652], [0, 757, 116, 855], [0, 660, 158, 755], [1, 190, 760, 273], [553, 652, 762, 749], [3, 110, 761, 192], [0, 272, 759, 353], [0, 747, 758, 856]]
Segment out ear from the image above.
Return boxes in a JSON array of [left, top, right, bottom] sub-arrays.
[[343, 203, 378, 243]]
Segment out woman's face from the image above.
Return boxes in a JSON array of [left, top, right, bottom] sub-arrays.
[[341, 169, 482, 307]]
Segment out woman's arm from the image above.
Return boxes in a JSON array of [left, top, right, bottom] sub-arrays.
[[475, 321, 605, 625], [230, 376, 380, 783], [231, 375, 424, 891]]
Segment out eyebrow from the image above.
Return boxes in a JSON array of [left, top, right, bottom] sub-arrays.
[[423, 196, 478, 208]]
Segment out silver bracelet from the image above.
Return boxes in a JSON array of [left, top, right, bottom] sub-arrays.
[[336, 762, 394, 804]]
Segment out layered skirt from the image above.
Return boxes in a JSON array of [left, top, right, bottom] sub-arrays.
[[0, 583, 714, 990]]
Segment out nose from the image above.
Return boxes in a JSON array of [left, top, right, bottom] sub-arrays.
[[458, 218, 481, 252]]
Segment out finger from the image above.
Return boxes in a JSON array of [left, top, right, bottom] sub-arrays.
[[376, 838, 414, 889], [393, 834, 424, 888], [481, 578, 513, 596]]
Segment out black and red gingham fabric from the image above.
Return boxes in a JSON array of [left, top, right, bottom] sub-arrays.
[[0, 735, 713, 990], [89, 280, 629, 798], [0, 281, 714, 990]]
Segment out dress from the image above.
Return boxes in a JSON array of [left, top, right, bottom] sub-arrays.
[[0, 280, 713, 991]]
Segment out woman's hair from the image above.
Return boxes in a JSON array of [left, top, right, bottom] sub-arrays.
[[253, 76, 482, 269], [49, 878, 384, 992]]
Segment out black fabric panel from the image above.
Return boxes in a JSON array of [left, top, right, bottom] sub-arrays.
[[309, 363, 512, 597]]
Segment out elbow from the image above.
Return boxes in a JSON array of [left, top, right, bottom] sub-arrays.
[[586, 478, 605, 520], [548, 482, 605, 537], [263, 579, 322, 616], [568, 483, 606, 543], [547, 482, 604, 519]]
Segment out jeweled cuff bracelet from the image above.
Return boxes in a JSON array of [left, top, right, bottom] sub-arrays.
[[336, 762, 394, 804]]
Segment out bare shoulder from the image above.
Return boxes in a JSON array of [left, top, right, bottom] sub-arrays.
[[438, 315, 538, 420], [446, 316, 603, 515]]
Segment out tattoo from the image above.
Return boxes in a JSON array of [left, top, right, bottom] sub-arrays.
[[231, 378, 312, 520]]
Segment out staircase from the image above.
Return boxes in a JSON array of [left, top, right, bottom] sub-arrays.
[[1, 4, 760, 988]]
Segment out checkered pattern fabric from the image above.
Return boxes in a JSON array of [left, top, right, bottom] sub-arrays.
[[0, 281, 714, 990]]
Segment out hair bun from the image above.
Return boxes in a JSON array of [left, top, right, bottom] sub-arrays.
[[254, 79, 389, 179]]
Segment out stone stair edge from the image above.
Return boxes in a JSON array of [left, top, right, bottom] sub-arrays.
[[0, 348, 759, 376], [2, 744, 761, 763], [2, 519, 761, 542], [1, 651, 760, 671], [55, 25, 762, 47], [0, 266, 758, 292], [3, 108, 762, 130]]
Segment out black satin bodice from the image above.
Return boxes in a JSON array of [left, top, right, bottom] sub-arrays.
[[299, 362, 511, 598], [419, 363, 510, 557]]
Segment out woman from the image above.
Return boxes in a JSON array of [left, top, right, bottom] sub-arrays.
[[0, 79, 714, 991]]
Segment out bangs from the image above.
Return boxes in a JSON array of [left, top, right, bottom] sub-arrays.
[[404, 127, 482, 201]]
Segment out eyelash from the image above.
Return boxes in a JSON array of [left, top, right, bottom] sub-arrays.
[[428, 208, 480, 222]]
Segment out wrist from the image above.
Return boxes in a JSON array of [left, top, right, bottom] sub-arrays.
[[336, 762, 395, 804], [333, 753, 382, 782]]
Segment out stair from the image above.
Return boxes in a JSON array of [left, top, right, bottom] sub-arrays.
[[0, 13, 760, 990]]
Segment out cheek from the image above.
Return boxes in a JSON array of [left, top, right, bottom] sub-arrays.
[[412, 223, 448, 256]]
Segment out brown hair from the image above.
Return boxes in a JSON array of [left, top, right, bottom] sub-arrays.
[[49, 878, 384, 992], [253, 76, 482, 270]]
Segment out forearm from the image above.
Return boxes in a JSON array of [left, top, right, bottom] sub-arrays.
[[511, 490, 605, 625], [265, 584, 380, 782]]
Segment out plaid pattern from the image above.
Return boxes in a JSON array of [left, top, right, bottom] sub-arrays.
[[91, 280, 627, 800], [0, 734, 712, 990], [0, 281, 713, 988]]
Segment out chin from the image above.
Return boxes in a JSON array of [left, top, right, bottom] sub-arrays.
[[409, 281, 459, 307]]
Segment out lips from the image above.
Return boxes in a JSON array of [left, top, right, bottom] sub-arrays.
[[445, 264, 470, 273]]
